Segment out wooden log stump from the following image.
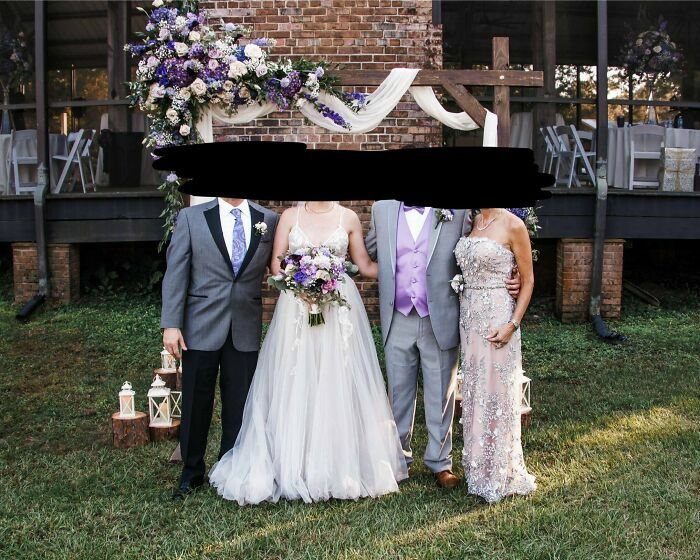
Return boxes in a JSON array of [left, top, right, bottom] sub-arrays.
[[153, 368, 178, 390], [149, 419, 181, 442], [176, 366, 182, 391], [521, 410, 532, 428], [111, 411, 149, 448]]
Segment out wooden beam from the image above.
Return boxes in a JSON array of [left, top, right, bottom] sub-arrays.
[[107, 1, 130, 132], [442, 81, 487, 127], [492, 37, 511, 147], [336, 69, 542, 88]]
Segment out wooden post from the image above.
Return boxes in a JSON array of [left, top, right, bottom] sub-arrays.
[[112, 412, 150, 448], [107, 1, 130, 132], [492, 37, 511, 148], [531, 2, 557, 161]]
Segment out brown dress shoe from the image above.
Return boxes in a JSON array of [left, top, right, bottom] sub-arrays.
[[435, 470, 460, 489]]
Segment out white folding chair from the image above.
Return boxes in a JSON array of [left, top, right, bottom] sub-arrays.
[[8, 130, 38, 195], [52, 129, 85, 193], [569, 125, 596, 186], [628, 125, 664, 190], [550, 125, 581, 188], [539, 127, 555, 173]]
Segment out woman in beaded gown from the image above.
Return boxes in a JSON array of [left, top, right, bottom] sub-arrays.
[[209, 201, 407, 505], [454, 208, 537, 503]]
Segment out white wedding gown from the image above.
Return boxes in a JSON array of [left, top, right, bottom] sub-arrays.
[[209, 218, 408, 505]]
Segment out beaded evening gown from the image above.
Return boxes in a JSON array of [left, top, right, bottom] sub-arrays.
[[454, 236, 536, 503], [209, 214, 407, 505]]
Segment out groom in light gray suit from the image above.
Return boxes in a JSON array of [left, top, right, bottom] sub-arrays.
[[161, 197, 278, 499], [366, 202, 470, 488]]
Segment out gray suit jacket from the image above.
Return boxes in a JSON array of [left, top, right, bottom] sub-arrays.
[[365, 201, 472, 351], [160, 199, 279, 352]]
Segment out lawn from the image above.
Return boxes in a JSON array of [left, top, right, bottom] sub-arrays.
[[0, 287, 699, 559]]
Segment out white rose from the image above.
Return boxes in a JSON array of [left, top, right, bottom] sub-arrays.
[[223, 80, 234, 91], [175, 16, 186, 29], [238, 86, 251, 99], [166, 108, 179, 123], [244, 43, 263, 59], [152, 0, 163, 7], [179, 124, 191, 136], [190, 78, 207, 97], [178, 88, 191, 101], [208, 59, 219, 71], [174, 42, 189, 57], [189, 31, 201, 42], [158, 28, 170, 41], [653, 45, 662, 53], [295, 98, 308, 109], [228, 60, 248, 79], [255, 64, 268, 77]]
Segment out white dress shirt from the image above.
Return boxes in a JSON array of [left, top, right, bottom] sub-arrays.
[[404, 206, 432, 241], [218, 198, 252, 259]]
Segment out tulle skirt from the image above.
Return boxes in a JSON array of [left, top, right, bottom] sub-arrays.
[[209, 276, 408, 505]]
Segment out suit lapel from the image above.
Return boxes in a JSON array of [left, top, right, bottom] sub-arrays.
[[235, 205, 263, 281], [387, 200, 400, 276], [204, 202, 234, 277], [427, 209, 442, 264]]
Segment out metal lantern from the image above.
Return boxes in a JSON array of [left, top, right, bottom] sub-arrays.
[[118, 381, 136, 419], [520, 373, 532, 415], [161, 347, 177, 371], [148, 375, 172, 427], [170, 391, 182, 418]]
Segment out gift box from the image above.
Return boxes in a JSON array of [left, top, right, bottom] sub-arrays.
[[658, 147, 696, 192]]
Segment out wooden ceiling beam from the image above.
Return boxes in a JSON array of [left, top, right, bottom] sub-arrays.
[[336, 69, 543, 88]]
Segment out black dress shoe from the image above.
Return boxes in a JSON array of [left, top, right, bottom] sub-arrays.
[[172, 477, 204, 501]]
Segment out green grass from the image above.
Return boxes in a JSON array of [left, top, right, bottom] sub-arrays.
[[1, 288, 699, 559]]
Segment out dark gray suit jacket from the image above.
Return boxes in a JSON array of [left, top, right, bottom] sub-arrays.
[[365, 201, 472, 351], [160, 199, 279, 352]]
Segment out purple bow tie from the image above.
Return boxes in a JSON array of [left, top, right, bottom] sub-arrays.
[[404, 205, 425, 214]]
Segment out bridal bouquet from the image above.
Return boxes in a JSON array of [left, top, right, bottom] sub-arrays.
[[267, 247, 358, 327]]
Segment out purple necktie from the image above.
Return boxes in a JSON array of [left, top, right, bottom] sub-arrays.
[[231, 208, 246, 275], [404, 205, 425, 214]]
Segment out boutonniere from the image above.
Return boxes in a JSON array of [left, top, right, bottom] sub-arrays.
[[450, 274, 465, 295], [254, 221, 268, 237], [435, 208, 454, 228]]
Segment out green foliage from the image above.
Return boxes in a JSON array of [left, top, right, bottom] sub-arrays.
[[0, 291, 699, 559]]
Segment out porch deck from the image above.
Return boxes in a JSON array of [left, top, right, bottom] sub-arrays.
[[2, 187, 700, 244]]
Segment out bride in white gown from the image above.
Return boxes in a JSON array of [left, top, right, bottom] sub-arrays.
[[209, 201, 408, 504]]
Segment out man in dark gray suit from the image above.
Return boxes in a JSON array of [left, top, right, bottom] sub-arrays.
[[161, 197, 279, 499]]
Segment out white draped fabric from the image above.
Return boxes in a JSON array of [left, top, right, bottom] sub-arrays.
[[191, 68, 499, 205], [195, 68, 498, 144]]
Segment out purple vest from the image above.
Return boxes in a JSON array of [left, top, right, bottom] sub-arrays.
[[395, 206, 430, 317]]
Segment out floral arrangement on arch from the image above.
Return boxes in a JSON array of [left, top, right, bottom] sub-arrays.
[[621, 17, 682, 82], [0, 28, 32, 99], [125, 0, 366, 247]]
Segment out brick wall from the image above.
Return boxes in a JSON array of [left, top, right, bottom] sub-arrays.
[[556, 238, 624, 323], [203, 0, 442, 322], [12, 243, 80, 305]]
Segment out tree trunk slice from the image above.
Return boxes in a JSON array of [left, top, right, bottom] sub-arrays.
[[169, 443, 182, 463], [521, 410, 532, 428], [153, 368, 178, 390], [149, 419, 181, 442], [111, 411, 149, 449], [176, 366, 182, 391]]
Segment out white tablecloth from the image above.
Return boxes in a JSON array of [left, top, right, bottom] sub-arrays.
[[607, 126, 700, 188], [510, 111, 565, 149], [0, 132, 67, 194]]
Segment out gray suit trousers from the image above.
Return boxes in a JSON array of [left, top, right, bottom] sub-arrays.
[[384, 309, 458, 473]]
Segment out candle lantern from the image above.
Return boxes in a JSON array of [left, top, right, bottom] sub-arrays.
[[170, 391, 182, 418], [148, 375, 172, 427], [118, 381, 136, 418], [161, 347, 177, 371], [520, 373, 531, 414]]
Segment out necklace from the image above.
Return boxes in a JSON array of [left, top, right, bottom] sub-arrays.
[[305, 202, 335, 214], [476, 210, 500, 231]]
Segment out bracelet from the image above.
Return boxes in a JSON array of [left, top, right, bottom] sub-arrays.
[[508, 319, 520, 330]]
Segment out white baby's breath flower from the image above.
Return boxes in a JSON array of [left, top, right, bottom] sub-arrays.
[[305, 73, 318, 87]]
